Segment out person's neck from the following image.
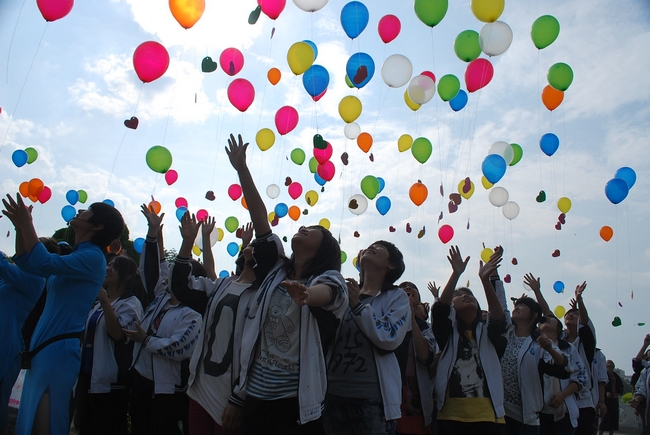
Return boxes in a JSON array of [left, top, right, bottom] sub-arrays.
[[288, 253, 310, 280], [359, 270, 386, 296], [514, 321, 534, 338], [457, 309, 476, 327], [106, 284, 125, 302], [566, 327, 578, 342], [236, 267, 255, 283]]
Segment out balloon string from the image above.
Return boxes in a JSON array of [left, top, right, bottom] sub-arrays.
[[209, 74, 228, 188], [161, 44, 187, 146], [5, 0, 27, 85], [537, 50, 543, 190]]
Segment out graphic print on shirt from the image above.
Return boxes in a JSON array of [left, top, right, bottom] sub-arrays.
[[329, 317, 369, 374], [263, 291, 295, 353], [203, 293, 239, 377], [448, 332, 488, 398]]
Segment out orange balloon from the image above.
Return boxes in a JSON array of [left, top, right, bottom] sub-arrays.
[[148, 200, 162, 214], [28, 195, 39, 203], [541, 85, 564, 111], [19, 181, 30, 198], [288, 205, 301, 221], [28, 178, 44, 197], [169, 0, 205, 29], [268, 67, 281, 85], [409, 181, 428, 206], [599, 225, 613, 242], [357, 132, 373, 153], [241, 196, 248, 210]]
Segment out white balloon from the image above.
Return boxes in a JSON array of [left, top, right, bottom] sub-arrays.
[[407, 75, 436, 104], [488, 141, 514, 165], [488, 186, 509, 207], [480, 21, 513, 57], [266, 184, 280, 199], [502, 201, 520, 220], [381, 54, 413, 88], [344, 122, 361, 140], [292, 0, 328, 12], [348, 194, 368, 215]]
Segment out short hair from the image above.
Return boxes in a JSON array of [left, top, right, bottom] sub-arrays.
[[110, 255, 138, 285], [87, 203, 125, 249], [190, 260, 208, 278], [514, 296, 543, 324], [398, 281, 420, 301], [374, 240, 405, 285]]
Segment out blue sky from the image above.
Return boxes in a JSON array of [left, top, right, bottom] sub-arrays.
[[1, 0, 649, 370]]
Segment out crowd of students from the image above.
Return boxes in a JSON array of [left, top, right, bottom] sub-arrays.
[[0, 133, 647, 435]]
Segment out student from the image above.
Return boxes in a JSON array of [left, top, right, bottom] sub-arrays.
[[598, 360, 623, 435], [630, 367, 650, 435]]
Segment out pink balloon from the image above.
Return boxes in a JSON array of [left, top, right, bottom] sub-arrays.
[[313, 142, 333, 165], [219, 48, 244, 76], [275, 106, 299, 135], [37, 0, 73, 21], [288, 182, 303, 200], [37, 186, 52, 204], [258, 0, 286, 20], [133, 41, 170, 83], [465, 58, 494, 93], [317, 161, 336, 181], [196, 209, 209, 222], [175, 197, 188, 208], [312, 88, 327, 102], [164, 169, 178, 185], [378, 14, 401, 44], [438, 224, 454, 244], [228, 184, 243, 201], [421, 70, 436, 82], [227, 78, 255, 112]]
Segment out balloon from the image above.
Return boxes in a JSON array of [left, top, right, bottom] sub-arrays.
[[37, 186, 52, 204], [557, 197, 571, 213], [313, 142, 332, 164], [291, 148, 306, 165], [305, 190, 319, 206], [28, 178, 44, 197], [438, 224, 454, 244], [133, 237, 145, 254], [303, 65, 329, 97], [470, 0, 504, 23], [411, 137, 432, 164], [488, 186, 508, 207], [404, 90, 421, 111], [302, 40, 318, 60], [381, 54, 412, 88], [227, 242, 239, 257], [25, 147, 38, 164], [357, 132, 373, 153], [502, 201, 519, 220], [488, 141, 514, 165], [175, 197, 188, 208], [554, 305, 566, 318], [540, 133, 559, 157], [274, 203, 289, 218], [553, 281, 564, 294], [360, 176, 380, 199], [377, 177, 385, 193], [547, 63, 573, 91], [599, 226, 613, 242], [148, 200, 162, 214], [12, 150, 28, 167], [133, 41, 170, 83], [481, 176, 493, 189], [509, 144, 523, 166], [256, 128, 275, 151], [37, 0, 73, 21], [344, 122, 361, 140], [541, 85, 564, 111], [196, 209, 209, 222], [313, 133, 326, 149], [454, 30, 481, 62], [275, 106, 299, 135], [292, 0, 328, 12], [164, 169, 178, 185], [465, 58, 494, 92], [482, 154, 507, 184], [409, 181, 428, 206], [348, 194, 368, 215], [309, 157, 318, 173], [19, 182, 29, 198], [604, 178, 629, 204], [225, 216, 239, 233], [319, 218, 331, 230], [317, 161, 336, 181], [287, 42, 315, 75], [169, 0, 205, 29], [146, 146, 173, 173], [375, 196, 391, 215], [288, 182, 303, 200], [480, 248, 493, 262], [66, 189, 79, 205], [414, 0, 448, 27], [266, 184, 280, 199], [338, 96, 362, 122], [378, 15, 401, 43], [407, 75, 436, 104], [531, 15, 560, 50], [458, 178, 475, 199], [341, 251, 347, 264], [314, 172, 326, 186], [228, 184, 243, 201], [437, 75, 460, 102], [479, 21, 513, 56], [615, 167, 636, 189], [340, 1, 369, 39], [176, 206, 188, 222], [267, 67, 281, 85], [60, 205, 76, 222], [258, 0, 286, 19], [227, 78, 255, 112], [288, 205, 301, 221], [346, 52, 375, 88], [216, 228, 224, 242], [398, 134, 413, 152], [449, 89, 468, 111]]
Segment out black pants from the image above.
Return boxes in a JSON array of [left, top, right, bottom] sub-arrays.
[[437, 420, 504, 435], [241, 395, 324, 435], [129, 371, 188, 435], [575, 407, 596, 435], [75, 370, 130, 435]]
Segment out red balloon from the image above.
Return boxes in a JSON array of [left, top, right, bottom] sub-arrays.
[[37, 0, 73, 22], [465, 58, 494, 93], [275, 106, 299, 135], [220, 48, 244, 76], [165, 169, 178, 185], [258, 0, 286, 20], [227, 79, 255, 112], [378, 15, 401, 44], [438, 224, 454, 244], [133, 41, 170, 83], [37, 186, 52, 204]]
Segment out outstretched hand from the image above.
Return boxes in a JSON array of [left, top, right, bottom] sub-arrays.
[[478, 245, 503, 281], [2, 194, 33, 229], [201, 216, 216, 238], [283, 280, 309, 306], [225, 134, 249, 172], [524, 273, 541, 293], [240, 222, 254, 249], [447, 245, 470, 276], [140, 204, 164, 230], [179, 211, 201, 241], [427, 281, 440, 298], [574, 281, 587, 300]]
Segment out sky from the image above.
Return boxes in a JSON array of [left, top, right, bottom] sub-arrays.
[[0, 0, 649, 371]]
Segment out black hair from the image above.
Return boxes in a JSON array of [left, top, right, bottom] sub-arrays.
[[287, 225, 341, 279], [39, 237, 60, 255], [57, 241, 73, 256], [514, 296, 543, 325], [110, 256, 138, 286], [398, 281, 420, 300], [87, 203, 125, 249], [190, 259, 208, 278], [541, 313, 564, 338], [452, 287, 484, 331], [374, 240, 405, 285]]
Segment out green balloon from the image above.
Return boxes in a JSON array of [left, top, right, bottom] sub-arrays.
[[146, 146, 173, 174], [345, 75, 354, 88], [25, 147, 38, 164], [291, 148, 306, 165], [509, 144, 523, 166], [547, 62, 573, 91], [225, 216, 239, 233], [360, 175, 380, 200], [414, 0, 448, 27], [531, 15, 560, 50], [437, 74, 460, 102], [454, 30, 481, 62], [77, 190, 88, 204], [341, 251, 347, 264], [308, 157, 318, 173], [411, 137, 433, 164]]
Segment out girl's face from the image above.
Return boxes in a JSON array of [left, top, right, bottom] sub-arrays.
[[291, 225, 324, 253], [359, 243, 391, 270], [540, 316, 560, 339], [512, 303, 532, 323], [103, 260, 119, 287], [452, 289, 478, 313]]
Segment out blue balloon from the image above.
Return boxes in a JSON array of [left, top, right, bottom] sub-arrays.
[[274, 202, 288, 218], [219, 270, 230, 278], [614, 167, 636, 189], [303, 65, 330, 97], [449, 89, 468, 112], [605, 178, 629, 205], [176, 206, 188, 222], [314, 172, 326, 186], [540, 133, 560, 156], [340, 1, 369, 39], [61, 205, 76, 222], [375, 196, 391, 216], [302, 40, 318, 60], [377, 177, 385, 194], [133, 237, 145, 254], [66, 190, 79, 205], [226, 242, 239, 257], [12, 150, 28, 167], [346, 52, 374, 89], [481, 154, 507, 184], [553, 281, 564, 294], [103, 199, 114, 207]]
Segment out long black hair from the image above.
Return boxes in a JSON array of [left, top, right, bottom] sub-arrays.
[[286, 225, 341, 279], [87, 202, 125, 248]]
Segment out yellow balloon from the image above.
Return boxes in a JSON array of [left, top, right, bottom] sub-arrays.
[[338, 96, 362, 123], [403, 90, 421, 111], [305, 190, 319, 206], [557, 197, 571, 214], [192, 244, 202, 256], [318, 218, 330, 230], [256, 128, 276, 151], [287, 42, 314, 75], [398, 134, 413, 152], [268, 211, 276, 223], [481, 175, 493, 189], [480, 247, 493, 263], [458, 179, 475, 200], [470, 0, 504, 23], [216, 228, 224, 242], [352, 256, 358, 269], [554, 305, 566, 318]]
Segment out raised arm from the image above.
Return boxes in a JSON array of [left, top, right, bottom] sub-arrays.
[[2, 194, 38, 255], [525, 273, 552, 316], [574, 281, 589, 325], [438, 245, 470, 306], [201, 216, 217, 280], [478, 246, 504, 321], [140, 204, 165, 297]]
